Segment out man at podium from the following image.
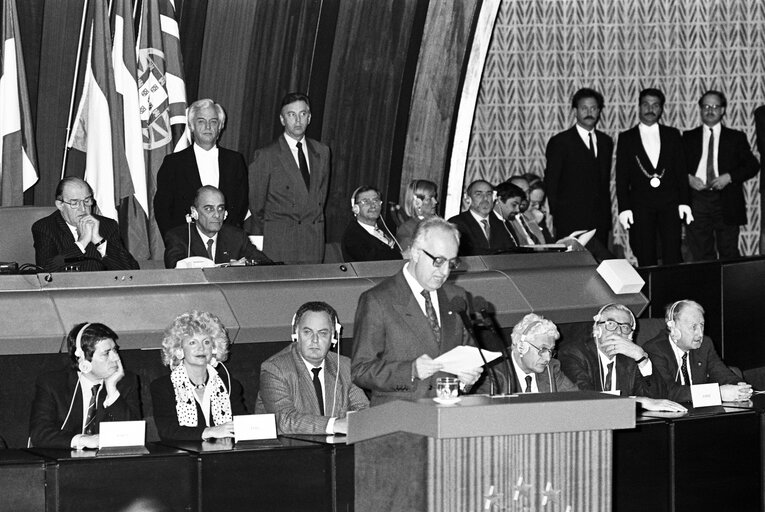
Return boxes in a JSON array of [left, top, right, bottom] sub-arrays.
[[351, 217, 483, 406]]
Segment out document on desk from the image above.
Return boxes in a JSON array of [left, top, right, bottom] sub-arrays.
[[434, 346, 502, 374]]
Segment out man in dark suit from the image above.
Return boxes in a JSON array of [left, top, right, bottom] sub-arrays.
[[682, 91, 759, 261], [643, 300, 752, 403], [477, 313, 577, 395], [255, 302, 369, 435], [341, 186, 402, 262], [163, 186, 271, 268], [756, 106, 765, 255], [29, 323, 141, 449], [248, 92, 331, 264], [32, 177, 139, 272], [153, 98, 249, 237], [351, 217, 483, 406], [545, 88, 613, 245], [616, 88, 693, 266], [448, 180, 516, 256]]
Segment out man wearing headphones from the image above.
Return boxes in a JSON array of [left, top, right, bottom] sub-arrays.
[[477, 313, 577, 394], [29, 323, 141, 449], [448, 179, 516, 256], [163, 186, 271, 268], [341, 186, 402, 262], [255, 302, 369, 435], [643, 300, 752, 403]]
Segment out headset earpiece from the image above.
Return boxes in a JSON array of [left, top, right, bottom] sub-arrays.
[[667, 301, 682, 340], [223, 210, 228, 220], [190, 207, 199, 221], [593, 326, 603, 338], [332, 320, 342, 348], [518, 341, 529, 355], [413, 196, 424, 210], [350, 186, 363, 215], [352, 204, 360, 215], [75, 323, 92, 374], [290, 313, 298, 342]]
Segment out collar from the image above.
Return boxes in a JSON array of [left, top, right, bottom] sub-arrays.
[[403, 261, 427, 296], [193, 142, 218, 155], [468, 208, 489, 225], [283, 132, 305, 149], [668, 334, 688, 359], [195, 226, 218, 244], [78, 371, 103, 387], [300, 354, 325, 374], [639, 122, 660, 134], [510, 350, 535, 382], [575, 124, 595, 139], [703, 123, 721, 135]]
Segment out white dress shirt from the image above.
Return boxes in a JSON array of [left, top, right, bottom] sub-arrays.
[[283, 133, 311, 173], [193, 143, 220, 187], [638, 123, 661, 168], [576, 124, 598, 157], [694, 123, 721, 183]]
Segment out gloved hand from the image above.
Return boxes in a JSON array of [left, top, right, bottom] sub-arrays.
[[618, 210, 633, 230], [678, 205, 694, 224]]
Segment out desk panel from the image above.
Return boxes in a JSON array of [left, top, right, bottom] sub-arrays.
[[0, 450, 47, 512]]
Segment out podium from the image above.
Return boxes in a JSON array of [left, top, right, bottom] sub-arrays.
[[348, 392, 634, 512]]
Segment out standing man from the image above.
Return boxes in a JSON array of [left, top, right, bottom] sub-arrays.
[[545, 88, 613, 246], [154, 99, 249, 238], [682, 91, 759, 261], [255, 301, 369, 435], [615, 88, 693, 266], [351, 217, 483, 406], [341, 186, 402, 262], [448, 180, 515, 256], [248, 92, 331, 264]]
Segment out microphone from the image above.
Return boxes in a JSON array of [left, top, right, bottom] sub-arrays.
[[449, 296, 498, 396], [474, 297, 514, 393]]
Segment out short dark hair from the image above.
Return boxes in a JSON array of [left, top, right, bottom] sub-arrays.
[[293, 301, 339, 333], [352, 186, 381, 205], [571, 88, 604, 110], [281, 92, 311, 110], [466, 180, 492, 196], [495, 181, 526, 202], [55, 177, 92, 201], [639, 88, 665, 107], [67, 322, 119, 369], [698, 90, 727, 109]]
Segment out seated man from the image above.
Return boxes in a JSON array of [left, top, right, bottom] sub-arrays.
[[341, 186, 402, 262], [32, 177, 140, 272], [643, 300, 752, 403], [163, 185, 271, 268], [29, 322, 141, 449], [559, 303, 685, 411], [448, 179, 516, 256], [255, 301, 369, 434], [477, 313, 577, 394]]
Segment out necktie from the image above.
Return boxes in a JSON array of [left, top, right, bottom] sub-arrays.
[[518, 216, 538, 245], [706, 128, 715, 186], [206, 238, 214, 260], [311, 367, 325, 415], [421, 290, 441, 343], [680, 353, 691, 385], [604, 362, 614, 391], [588, 132, 596, 158], [296, 141, 310, 190], [84, 384, 100, 435], [481, 219, 491, 243], [374, 227, 393, 247], [524, 375, 533, 393]]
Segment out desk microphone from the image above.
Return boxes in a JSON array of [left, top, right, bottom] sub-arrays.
[[449, 296, 497, 396]]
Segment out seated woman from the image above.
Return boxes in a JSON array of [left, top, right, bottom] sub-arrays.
[[151, 311, 246, 441], [396, 179, 439, 257]]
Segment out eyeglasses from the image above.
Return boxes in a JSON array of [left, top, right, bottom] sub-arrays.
[[525, 340, 557, 358], [597, 319, 634, 335], [701, 105, 723, 112], [58, 196, 94, 209], [420, 249, 460, 270], [357, 198, 382, 207]]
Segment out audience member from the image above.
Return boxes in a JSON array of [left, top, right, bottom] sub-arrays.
[[396, 179, 439, 256], [341, 186, 402, 262], [448, 180, 515, 256]]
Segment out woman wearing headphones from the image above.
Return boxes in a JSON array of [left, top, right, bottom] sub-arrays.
[[396, 179, 440, 257], [151, 311, 247, 441]]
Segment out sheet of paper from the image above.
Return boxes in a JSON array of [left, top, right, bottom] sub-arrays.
[[434, 346, 502, 374]]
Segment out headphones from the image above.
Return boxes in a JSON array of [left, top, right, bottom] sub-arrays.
[[351, 186, 363, 215], [667, 300, 683, 340], [518, 319, 543, 355], [74, 323, 93, 374], [593, 303, 636, 339], [291, 310, 342, 347]]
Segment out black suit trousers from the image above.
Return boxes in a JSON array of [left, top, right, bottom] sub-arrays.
[[630, 206, 682, 266], [686, 190, 739, 261]]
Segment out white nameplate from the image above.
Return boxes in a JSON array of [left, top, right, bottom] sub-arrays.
[[691, 383, 722, 408], [98, 420, 146, 448], [601, 390, 621, 396], [234, 414, 277, 442]]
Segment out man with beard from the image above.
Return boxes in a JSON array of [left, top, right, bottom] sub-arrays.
[[448, 180, 515, 256]]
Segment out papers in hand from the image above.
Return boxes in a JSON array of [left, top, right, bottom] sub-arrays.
[[566, 228, 596, 246], [434, 346, 502, 374]]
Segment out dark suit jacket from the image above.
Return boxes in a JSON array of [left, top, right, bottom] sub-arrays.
[[341, 220, 402, 262], [163, 223, 271, 268], [477, 357, 577, 394], [351, 269, 473, 406], [248, 136, 330, 264], [755, 106, 765, 191], [616, 124, 689, 212], [29, 369, 141, 448], [545, 126, 613, 237], [642, 333, 738, 403], [153, 145, 249, 237], [150, 365, 247, 442], [448, 211, 516, 256], [254, 343, 369, 434], [682, 125, 759, 225], [558, 336, 666, 398], [32, 211, 140, 272]]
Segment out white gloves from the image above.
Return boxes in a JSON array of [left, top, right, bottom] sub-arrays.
[[618, 210, 633, 230], [678, 205, 694, 224]]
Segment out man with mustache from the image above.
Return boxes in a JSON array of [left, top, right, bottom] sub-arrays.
[[615, 88, 692, 266], [544, 88, 613, 247], [448, 180, 516, 256]]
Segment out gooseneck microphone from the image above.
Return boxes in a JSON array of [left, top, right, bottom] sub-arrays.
[[474, 297, 514, 393], [449, 296, 498, 396]]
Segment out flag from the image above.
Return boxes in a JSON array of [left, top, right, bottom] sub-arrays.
[[138, 0, 189, 258], [0, 0, 38, 206]]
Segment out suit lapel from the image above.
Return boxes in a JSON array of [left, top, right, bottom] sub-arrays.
[[305, 139, 322, 198], [466, 214, 489, 249], [64, 372, 84, 433], [689, 347, 705, 384], [183, 147, 203, 190], [278, 136, 311, 198], [634, 126, 657, 172], [290, 344, 322, 415], [392, 272, 441, 355], [54, 211, 79, 252]]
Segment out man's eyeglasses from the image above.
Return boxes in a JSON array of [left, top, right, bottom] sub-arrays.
[[421, 249, 460, 271], [597, 320, 634, 335], [58, 196, 94, 209], [525, 340, 557, 358], [701, 104, 722, 112], [356, 198, 382, 207]]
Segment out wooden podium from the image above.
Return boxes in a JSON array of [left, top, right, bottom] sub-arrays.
[[347, 392, 635, 512]]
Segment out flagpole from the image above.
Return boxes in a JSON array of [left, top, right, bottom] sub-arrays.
[[60, 0, 90, 180]]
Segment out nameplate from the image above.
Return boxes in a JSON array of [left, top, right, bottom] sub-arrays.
[[601, 390, 621, 396], [98, 420, 146, 448], [691, 383, 722, 408], [234, 414, 277, 442]]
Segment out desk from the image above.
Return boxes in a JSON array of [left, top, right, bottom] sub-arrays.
[[164, 437, 332, 512], [0, 450, 47, 512]]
